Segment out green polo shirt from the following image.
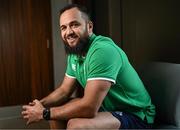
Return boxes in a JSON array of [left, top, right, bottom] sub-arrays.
[[65, 34, 155, 124]]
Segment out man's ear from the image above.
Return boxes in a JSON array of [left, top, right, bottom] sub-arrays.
[[88, 21, 93, 33]]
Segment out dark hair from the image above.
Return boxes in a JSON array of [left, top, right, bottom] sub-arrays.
[[59, 4, 91, 21]]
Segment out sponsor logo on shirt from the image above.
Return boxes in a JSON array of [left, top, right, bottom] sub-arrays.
[[72, 64, 76, 71]]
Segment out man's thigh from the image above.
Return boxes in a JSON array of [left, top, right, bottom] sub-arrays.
[[67, 112, 120, 130]]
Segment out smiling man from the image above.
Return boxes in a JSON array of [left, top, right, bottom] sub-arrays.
[[22, 4, 155, 129], [60, 5, 93, 57]]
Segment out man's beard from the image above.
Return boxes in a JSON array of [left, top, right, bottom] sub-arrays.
[[63, 35, 90, 56]]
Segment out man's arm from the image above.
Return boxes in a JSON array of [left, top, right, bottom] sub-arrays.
[[40, 75, 77, 107], [22, 75, 78, 124], [22, 79, 111, 124], [50, 80, 111, 120]]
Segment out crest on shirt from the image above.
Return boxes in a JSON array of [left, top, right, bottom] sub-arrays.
[[72, 64, 76, 71]]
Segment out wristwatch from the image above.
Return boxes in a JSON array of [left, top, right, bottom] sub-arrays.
[[43, 108, 51, 120]]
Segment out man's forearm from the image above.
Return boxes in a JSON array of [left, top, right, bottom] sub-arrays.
[[50, 98, 97, 120], [40, 87, 69, 107]]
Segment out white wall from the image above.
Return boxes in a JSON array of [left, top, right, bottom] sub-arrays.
[[51, 0, 69, 87]]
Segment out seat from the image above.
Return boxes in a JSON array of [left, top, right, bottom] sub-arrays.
[[137, 62, 180, 128]]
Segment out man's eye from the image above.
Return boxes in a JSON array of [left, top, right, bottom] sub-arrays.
[[72, 23, 79, 28], [60, 27, 66, 31]]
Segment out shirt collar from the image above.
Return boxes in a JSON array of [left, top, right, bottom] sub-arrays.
[[89, 33, 96, 45], [74, 33, 96, 62]]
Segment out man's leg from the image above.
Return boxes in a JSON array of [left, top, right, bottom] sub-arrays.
[[66, 112, 120, 130]]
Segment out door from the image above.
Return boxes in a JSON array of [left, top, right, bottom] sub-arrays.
[[0, 0, 54, 106]]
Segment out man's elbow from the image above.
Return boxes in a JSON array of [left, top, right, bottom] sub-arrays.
[[83, 105, 98, 118]]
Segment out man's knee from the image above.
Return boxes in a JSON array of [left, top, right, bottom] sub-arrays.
[[67, 118, 85, 129], [49, 120, 67, 129]]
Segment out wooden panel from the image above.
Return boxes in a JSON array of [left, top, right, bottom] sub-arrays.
[[29, 0, 54, 100], [0, 0, 31, 106], [0, 0, 53, 106]]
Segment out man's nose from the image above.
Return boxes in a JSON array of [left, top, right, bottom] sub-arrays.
[[66, 27, 74, 35]]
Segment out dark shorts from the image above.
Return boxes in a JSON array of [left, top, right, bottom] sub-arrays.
[[111, 112, 153, 129]]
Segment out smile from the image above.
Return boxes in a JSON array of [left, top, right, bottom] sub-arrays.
[[66, 36, 79, 46]]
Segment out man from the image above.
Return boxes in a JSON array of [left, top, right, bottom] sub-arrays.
[[22, 4, 155, 129]]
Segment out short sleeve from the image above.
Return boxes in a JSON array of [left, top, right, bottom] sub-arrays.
[[87, 44, 122, 83]]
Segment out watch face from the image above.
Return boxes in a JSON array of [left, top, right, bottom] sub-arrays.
[[43, 108, 50, 120]]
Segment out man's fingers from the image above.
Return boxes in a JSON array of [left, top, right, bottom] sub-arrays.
[[27, 119, 34, 125], [23, 115, 29, 119], [29, 102, 35, 106], [22, 105, 30, 110], [33, 99, 39, 104], [26, 120, 30, 125], [21, 110, 28, 116]]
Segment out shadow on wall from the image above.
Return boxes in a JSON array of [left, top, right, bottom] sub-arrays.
[[0, 105, 49, 129]]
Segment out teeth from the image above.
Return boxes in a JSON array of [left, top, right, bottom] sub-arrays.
[[67, 38, 74, 41], [67, 37, 76, 43], [66, 35, 78, 43], [68, 37, 73, 39]]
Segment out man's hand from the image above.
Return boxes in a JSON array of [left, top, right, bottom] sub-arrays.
[[22, 99, 45, 125]]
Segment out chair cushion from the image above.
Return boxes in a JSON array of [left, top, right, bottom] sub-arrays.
[[137, 62, 180, 128]]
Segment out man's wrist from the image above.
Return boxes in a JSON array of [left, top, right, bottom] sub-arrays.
[[40, 99, 45, 106], [43, 108, 51, 120]]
